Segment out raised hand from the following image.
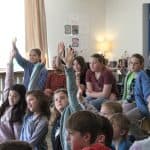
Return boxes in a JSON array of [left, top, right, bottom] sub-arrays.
[[57, 42, 65, 58], [77, 86, 83, 103], [11, 37, 17, 57], [12, 37, 17, 50], [64, 48, 75, 68]]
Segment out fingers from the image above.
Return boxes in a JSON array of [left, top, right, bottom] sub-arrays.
[[12, 37, 17, 49]]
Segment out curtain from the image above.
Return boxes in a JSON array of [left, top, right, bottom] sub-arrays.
[[25, 0, 48, 66]]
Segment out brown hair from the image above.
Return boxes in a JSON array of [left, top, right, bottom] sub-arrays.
[[50, 88, 68, 125], [73, 56, 87, 75], [131, 53, 144, 65], [110, 113, 130, 137], [91, 53, 106, 65], [66, 111, 106, 144], [96, 115, 113, 147], [26, 90, 50, 119], [101, 101, 123, 114], [30, 48, 41, 57], [0, 140, 32, 150]]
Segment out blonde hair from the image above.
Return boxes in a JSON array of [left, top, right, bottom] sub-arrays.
[[101, 101, 123, 114], [110, 113, 130, 137], [50, 88, 68, 125]]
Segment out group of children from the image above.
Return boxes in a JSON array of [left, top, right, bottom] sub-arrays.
[[0, 40, 150, 150]]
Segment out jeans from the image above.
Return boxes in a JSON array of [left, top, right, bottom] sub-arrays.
[[86, 96, 106, 110]]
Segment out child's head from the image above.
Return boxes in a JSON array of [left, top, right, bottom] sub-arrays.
[[110, 113, 130, 140], [29, 48, 41, 64], [66, 111, 105, 150], [129, 53, 144, 72], [95, 115, 113, 147], [53, 88, 68, 113], [0, 84, 26, 123], [8, 84, 26, 107], [26, 90, 50, 119], [89, 53, 106, 72], [0, 140, 32, 150], [100, 101, 122, 119], [73, 56, 87, 74]]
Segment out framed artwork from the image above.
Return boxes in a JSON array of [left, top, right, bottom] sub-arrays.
[[64, 25, 71, 34], [72, 25, 79, 35], [72, 38, 79, 47]]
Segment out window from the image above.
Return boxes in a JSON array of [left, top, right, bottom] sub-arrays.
[[0, 0, 25, 70]]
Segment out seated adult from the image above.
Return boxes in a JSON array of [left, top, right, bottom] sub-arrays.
[[86, 53, 118, 110]]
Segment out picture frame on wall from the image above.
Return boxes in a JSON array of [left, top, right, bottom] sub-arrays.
[[72, 25, 79, 35], [64, 25, 71, 34], [72, 37, 79, 47]]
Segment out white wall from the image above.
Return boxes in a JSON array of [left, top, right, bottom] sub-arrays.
[[45, 0, 105, 67], [105, 0, 150, 60], [45, 0, 150, 65]]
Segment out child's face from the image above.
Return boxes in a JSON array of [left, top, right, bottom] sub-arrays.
[[67, 129, 90, 150], [89, 57, 103, 72], [54, 92, 68, 112], [8, 90, 20, 106], [73, 60, 81, 72], [29, 51, 41, 64], [100, 105, 113, 119], [26, 94, 40, 113], [129, 57, 143, 72]]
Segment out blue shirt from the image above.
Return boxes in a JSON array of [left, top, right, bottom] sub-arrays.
[[20, 114, 49, 150], [112, 139, 132, 150], [134, 70, 150, 116], [15, 49, 48, 90]]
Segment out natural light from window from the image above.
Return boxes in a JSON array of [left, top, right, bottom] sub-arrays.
[[0, 0, 25, 70]]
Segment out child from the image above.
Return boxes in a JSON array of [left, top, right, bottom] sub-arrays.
[[44, 42, 66, 103], [66, 110, 111, 150], [0, 51, 26, 143], [100, 101, 123, 119], [73, 56, 88, 96], [12, 39, 48, 90], [50, 87, 97, 150], [50, 88, 68, 150], [50, 46, 83, 150], [86, 53, 118, 110], [44, 56, 66, 99], [123, 54, 150, 140], [20, 90, 50, 150], [110, 113, 132, 150]]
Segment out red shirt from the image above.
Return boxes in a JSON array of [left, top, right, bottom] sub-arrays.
[[82, 143, 110, 150], [86, 68, 118, 95], [45, 71, 66, 92]]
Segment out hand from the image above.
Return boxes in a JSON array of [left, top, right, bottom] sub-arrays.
[[77, 86, 83, 103], [44, 89, 53, 97], [11, 37, 17, 57], [86, 89, 93, 97], [64, 48, 75, 68], [12, 37, 17, 50], [57, 42, 65, 57]]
